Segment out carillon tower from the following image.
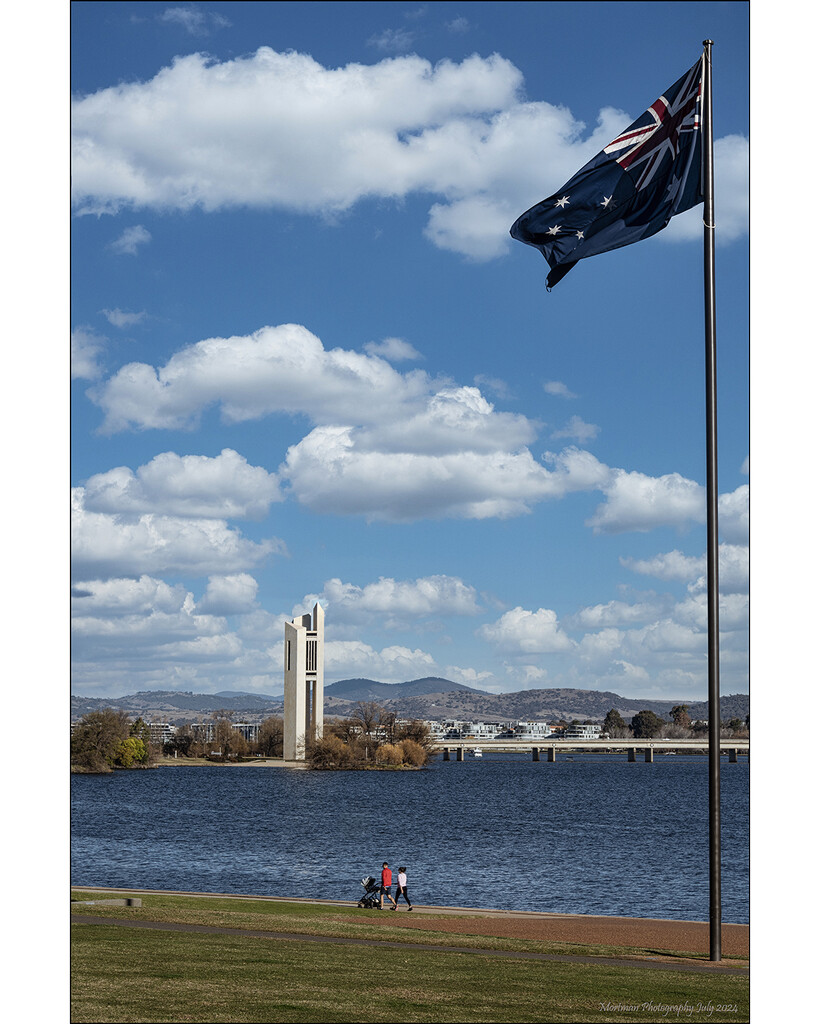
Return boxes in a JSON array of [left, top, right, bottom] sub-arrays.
[[283, 603, 324, 760]]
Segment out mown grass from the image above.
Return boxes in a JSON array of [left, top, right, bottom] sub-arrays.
[[71, 892, 748, 1022], [71, 922, 749, 1023], [69, 891, 744, 964]]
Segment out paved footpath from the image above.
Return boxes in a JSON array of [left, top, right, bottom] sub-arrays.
[[71, 888, 748, 975]]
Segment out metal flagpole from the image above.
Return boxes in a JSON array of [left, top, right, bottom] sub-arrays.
[[701, 38, 722, 963]]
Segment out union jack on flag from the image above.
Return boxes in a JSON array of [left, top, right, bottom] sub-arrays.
[[510, 59, 703, 289]]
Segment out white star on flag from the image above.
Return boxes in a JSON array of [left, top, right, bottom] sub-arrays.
[[554, 196, 570, 208]]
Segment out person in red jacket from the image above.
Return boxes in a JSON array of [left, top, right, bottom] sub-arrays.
[[379, 862, 397, 909]]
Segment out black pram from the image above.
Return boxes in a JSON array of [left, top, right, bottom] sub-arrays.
[[357, 875, 381, 909]]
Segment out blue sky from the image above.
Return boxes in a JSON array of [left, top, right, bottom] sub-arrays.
[[69, 1, 750, 701]]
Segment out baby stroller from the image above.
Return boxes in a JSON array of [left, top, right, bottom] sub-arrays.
[[357, 875, 381, 909]]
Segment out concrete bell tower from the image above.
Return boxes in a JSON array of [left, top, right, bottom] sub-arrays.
[[283, 603, 324, 761]]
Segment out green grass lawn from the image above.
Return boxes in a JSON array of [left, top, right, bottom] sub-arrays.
[[70, 893, 749, 1023], [69, 891, 746, 963]]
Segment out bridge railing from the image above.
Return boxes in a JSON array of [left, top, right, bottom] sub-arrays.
[[432, 738, 749, 763]]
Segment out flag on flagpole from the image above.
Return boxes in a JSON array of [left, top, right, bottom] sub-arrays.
[[510, 59, 704, 288]]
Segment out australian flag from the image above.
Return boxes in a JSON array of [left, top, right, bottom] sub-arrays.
[[510, 59, 703, 289]]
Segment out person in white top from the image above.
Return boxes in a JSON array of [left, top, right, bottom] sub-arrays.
[[394, 866, 413, 911]]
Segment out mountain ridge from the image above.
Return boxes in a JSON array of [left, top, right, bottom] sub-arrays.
[[71, 679, 749, 724]]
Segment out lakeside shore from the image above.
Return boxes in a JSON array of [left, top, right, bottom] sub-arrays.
[[154, 755, 301, 768], [71, 888, 749, 1023], [76, 748, 748, 772], [71, 886, 750, 959]]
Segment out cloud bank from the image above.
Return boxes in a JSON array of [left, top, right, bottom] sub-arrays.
[[88, 322, 748, 533], [72, 48, 748, 259]]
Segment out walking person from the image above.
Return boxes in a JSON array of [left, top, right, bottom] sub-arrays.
[[379, 862, 397, 910], [395, 866, 413, 911]]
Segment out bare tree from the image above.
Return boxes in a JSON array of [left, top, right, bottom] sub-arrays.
[[353, 701, 383, 760], [210, 716, 248, 759], [257, 716, 284, 757], [379, 709, 397, 744]]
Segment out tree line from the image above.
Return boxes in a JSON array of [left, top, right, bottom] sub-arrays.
[[71, 711, 154, 772], [70, 702, 749, 772], [70, 709, 286, 772], [163, 715, 285, 760], [603, 706, 750, 740], [70, 703, 434, 771]]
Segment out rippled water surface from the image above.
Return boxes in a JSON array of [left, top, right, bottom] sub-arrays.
[[71, 752, 749, 922]]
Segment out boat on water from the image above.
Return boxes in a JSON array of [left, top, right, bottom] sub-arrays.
[[467, 748, 483, 758]]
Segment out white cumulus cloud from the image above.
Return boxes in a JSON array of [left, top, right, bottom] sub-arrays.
[[72, 49, 523, 218], [568, 597, 668, 630], [324, 640, 436, 682], [550, 415, 599, 443], [109, 225, 151, 255], [88, 319, 745, 531], [478, 606, 574, 654], [90, 324, 434, 434], [102, 308, 147, 328], [83, 449, 282, 519], [363, 337, 422, 362], [71, 48, 747, 259], [71, 575, 191, 616], [587, 468, 705, 534], [296, 575, 480, 629], [718, 484, 749, 545], [160, 5, 231, 36], [197, 574, 259, 615], [284, 426, 559, 521], [72, 327, 105, 380], [622, 543, 749, 596], [620, 549, 703, 583], [544, 380, 577, 398], [72, 487, 281, 581]]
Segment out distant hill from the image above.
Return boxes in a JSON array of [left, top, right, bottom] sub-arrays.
[[212, 690, 282, 704], [70, 689, 284, 722], [324, 676, 487, 701], [324, 686, 749, 724], [71, 681, 748, 725]]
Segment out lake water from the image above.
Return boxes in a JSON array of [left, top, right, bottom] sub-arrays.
[[71, 752, 749, 923]]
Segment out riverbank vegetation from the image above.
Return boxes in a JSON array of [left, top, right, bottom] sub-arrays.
[[70, 710, 153, 773], [71, 701, 748, 772], [307, 705, 435, 768], [71, 702, 436, 771], [603, 706, 750, 740]]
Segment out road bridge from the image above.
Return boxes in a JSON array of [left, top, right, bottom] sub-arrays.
[[432, 739, 750, 763]]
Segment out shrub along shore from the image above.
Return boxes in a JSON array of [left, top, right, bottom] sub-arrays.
[[71, 704, 436, 772]]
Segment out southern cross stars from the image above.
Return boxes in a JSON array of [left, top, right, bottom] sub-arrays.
[[542, 192, 614, 244]]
